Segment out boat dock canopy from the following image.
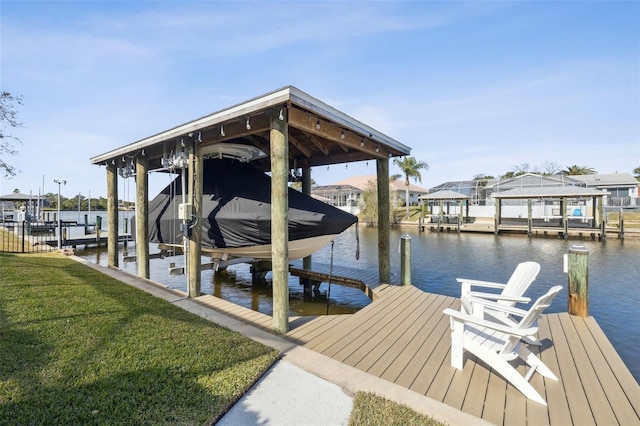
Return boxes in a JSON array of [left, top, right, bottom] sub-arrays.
[[419, 190, 470, 200], [90, 85, 411, 170], [491, 186, 609, 199]]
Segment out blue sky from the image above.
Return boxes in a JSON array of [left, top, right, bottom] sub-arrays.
[[1, 1, 638, 199]]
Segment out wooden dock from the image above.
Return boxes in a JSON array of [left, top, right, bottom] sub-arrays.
[[44, 234, 131, 248], [289, 260, 381, 299], [197, 282, 640, 424], [421, 221, 629, 240], [285, 285, 640, 425]]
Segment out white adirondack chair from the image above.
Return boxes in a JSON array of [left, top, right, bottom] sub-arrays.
[[443, 285, 562, 405], [457, 261, 541, 345]]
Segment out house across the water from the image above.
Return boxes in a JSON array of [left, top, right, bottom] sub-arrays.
[[312, 175, 429, 215], [424, 172, 639, 220]]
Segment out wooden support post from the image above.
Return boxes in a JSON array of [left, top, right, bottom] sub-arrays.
[[302, 166, 312, 271], [598, 196, 606, 241], [527, 198, 532, 238], [561, 197, 568, 239], [376, 157, 390, 284], [400, 234, 411, 286], [271, 111, 289, 334], [188, 139, 203, 298], [568, 243, 589, 317], [494, 199, 501, 235], [619, 209, 624, 240], [135, 155, 150, 279], [106, 163, 118, 268], [96, 216, 102, 239], [250, 262, 269, 286], [465, 199, 469, 223], [457, 201, 462, 233]]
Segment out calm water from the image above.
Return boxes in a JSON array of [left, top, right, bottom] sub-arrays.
[[74, 216, 640, 383]]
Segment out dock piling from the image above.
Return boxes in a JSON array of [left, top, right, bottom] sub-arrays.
[[400, 234, 411, 286], [567, 243, 589, 317]]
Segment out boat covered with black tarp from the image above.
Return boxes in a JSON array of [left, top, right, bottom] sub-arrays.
[[147, 157, 358, 261]]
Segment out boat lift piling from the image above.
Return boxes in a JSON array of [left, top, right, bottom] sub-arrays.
[[567, 243, 589, 317]]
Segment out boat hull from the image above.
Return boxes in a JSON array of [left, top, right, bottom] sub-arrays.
[[159, 233, 339, 262]]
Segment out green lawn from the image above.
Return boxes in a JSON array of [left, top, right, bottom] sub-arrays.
[[0, 253, 278, 425], [349, 392, 446, 426], [608, 211, 640, 229], [0, 228, 21, 253]]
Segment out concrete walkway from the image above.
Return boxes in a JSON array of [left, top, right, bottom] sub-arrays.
[[76, 258, 491, 426], [217, 359, 353, 425]]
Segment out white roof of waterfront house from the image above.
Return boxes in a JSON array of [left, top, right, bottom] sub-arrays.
[[419, 190, 469, 200], [571, 173, 638, 188], [0, 192, 36, 202], [310, 194, 332, 203], [491, 186, 609, 199], [485, 173, 584, 191], [325, 175, 429, 193], [482, 172, 638, 192]]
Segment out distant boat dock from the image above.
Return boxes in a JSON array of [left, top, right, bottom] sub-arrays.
[[416, 217, 635, 240]]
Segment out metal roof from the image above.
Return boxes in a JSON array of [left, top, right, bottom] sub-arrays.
[[90, 86, 411, 172], [419, 190, 470, 200], [485, 173, 584, 189], [571, 173, 639, 187], [0, 193, 36, 202], [491, 187, 609, 199], [312, 184, 361, 192]]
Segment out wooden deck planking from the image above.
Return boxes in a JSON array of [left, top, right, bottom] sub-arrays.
[[303, 286, 408, 353], [335, 288, 428, 364], [526, 357, 552, 426], [443, 357, 476, 410], [194, 294, 273, 331], [286, 315, 347, 343], [194, 278, 639, 425], [504, 377, 529, 426], [535, 315, 571, 426], [571, 316, 640, 424], [558, 313, 619, 424], [483, 372, 508, 426], [525, 320, 554, 426], [581, 316, 640, 421], [461, 360, 491, 419], [319, 288, 415, 358], [353, 292, 440, 374], [401, 302, 456, 392], [546, 313, 596, 425], [422, 345, 455, 402], [283, 285, 640, 425], [381, 297, 451, 387]]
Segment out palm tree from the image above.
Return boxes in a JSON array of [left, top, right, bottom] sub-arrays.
[[633, 166, 640, 181], [562, 165, 597, 175], [392, 156, 429, 218]]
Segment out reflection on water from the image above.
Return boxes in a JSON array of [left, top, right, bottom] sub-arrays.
[[77, 224, 640, 383]]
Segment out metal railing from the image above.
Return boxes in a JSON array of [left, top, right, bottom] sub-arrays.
[[606, 197, 637, 207], [0, 221, 56, 254]]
